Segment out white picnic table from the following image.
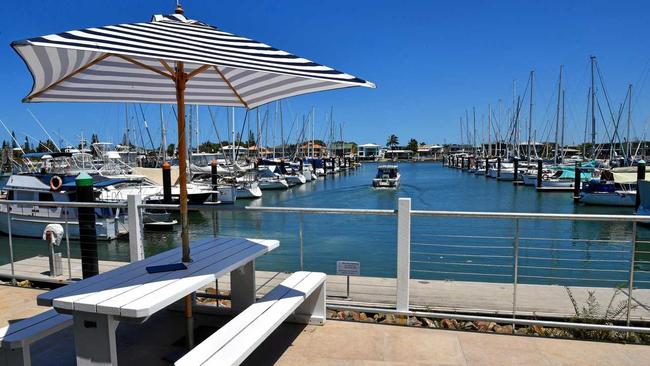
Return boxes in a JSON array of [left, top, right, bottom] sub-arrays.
[[36, 236, 279, 366]]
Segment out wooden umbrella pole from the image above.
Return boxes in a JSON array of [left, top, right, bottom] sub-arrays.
[[175, 60, 194, 348], [176, 61, 190, 263]]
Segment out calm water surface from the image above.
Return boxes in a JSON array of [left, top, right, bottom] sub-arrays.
[[2, 162, 649, 288]]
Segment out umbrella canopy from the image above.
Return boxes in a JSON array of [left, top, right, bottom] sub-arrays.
[[11, 12, 374, 107], [11, 5, 373, 276]]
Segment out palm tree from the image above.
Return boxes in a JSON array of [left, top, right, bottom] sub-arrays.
[[386, 134, 399, 149]]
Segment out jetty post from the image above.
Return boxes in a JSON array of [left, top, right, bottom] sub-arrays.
[[496, 156, 501, 179], [636, 160, 646, 209], [162, 161, 172, 204], [513, 158, 519, 183], [485, 157, 489, 176], [76, 172, 98, 278], [536, 160, 543, 189], [573, 162, 581, 202], [460, 156, 465, 170], [211, 160, 218, 203]]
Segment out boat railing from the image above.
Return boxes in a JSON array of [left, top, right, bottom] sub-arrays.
[[1, 197, 649, 334]]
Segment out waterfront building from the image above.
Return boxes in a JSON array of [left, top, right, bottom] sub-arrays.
[[357, 143, 381, 160], [298, 142, 327, 157]]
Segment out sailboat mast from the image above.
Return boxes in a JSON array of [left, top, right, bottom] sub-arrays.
[[554, 65, 563, 163], [627, 84, 632, 161], [160, 105, 167, 161], [472, 107, 477, 155], [590, 56, 597, 155], [280, 101, 285, 158], [231, 107, 236, 163], [256, 108, 261, 158], [488, 104, 492, 156], [124, 103, 130, 164], [459, 117, 464, 147], [528, 70, 534, 163], [196, 105, 200, 154], [311, 106, 315, 157], [560, 89, 566, 159]]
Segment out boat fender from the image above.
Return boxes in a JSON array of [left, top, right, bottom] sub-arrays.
[[50, 175, 63, 191]]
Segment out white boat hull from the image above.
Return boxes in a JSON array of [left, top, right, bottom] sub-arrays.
[[0, 211, 124, 240], [216, 185, 237, 204], [580, 191, 636, 207], [236, 183, 262, 199], [259, 179, 289, 190]]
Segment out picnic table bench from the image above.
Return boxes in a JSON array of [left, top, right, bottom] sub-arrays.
[[37, 236, 278, 366]]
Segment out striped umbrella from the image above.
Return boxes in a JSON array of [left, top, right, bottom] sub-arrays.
[[11, 4, 374, 266]]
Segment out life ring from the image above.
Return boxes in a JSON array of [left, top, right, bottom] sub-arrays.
[[542, 174, 549, 180], [50, 175, 63, 191]]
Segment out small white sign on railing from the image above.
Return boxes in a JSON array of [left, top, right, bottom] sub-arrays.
[[336, 261, 360, 276]]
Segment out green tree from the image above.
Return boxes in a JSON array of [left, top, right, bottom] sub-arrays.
[[11, 132, 17, 149], [407, 138, 419, 153], [23, 136, 31, 152], [247, 130, 256, 147], [166, 143, 176, 158], [386, 134, 399, 149]]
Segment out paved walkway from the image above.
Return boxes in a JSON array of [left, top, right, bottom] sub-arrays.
[[2, 284, 649, 365]]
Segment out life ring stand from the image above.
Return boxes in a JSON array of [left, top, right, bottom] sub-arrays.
[[50, 175, 63, 191], [542, 174, 550, 180]]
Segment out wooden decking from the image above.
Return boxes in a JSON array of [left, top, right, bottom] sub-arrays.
[[0, 255, 126, 284], [2, 257, 649, 321]]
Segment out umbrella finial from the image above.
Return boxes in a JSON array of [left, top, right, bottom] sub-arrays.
[[175, 1, 184, 14]]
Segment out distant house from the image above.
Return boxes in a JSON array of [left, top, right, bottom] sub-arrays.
[[357, 143, 380, 160], [417, 144, 444, 158], [331, 141, 356, 157], [383, 149, 413, 160], [298, 142, 326, 157]]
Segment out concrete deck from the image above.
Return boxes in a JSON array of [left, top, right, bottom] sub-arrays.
[[1, 285, 649, 365]]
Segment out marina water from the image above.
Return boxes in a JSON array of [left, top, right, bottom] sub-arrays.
[[1, 162, 648, 288]]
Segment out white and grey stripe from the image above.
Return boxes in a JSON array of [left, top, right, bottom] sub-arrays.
[[12, 13, 374, 108]]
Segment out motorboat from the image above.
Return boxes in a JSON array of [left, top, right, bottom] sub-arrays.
[[372, 165, 400, 188], [0, 173, 128, 240]]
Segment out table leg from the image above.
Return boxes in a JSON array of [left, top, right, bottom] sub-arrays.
[[230, 260, 255, 312], [72, 312, 119, 366]]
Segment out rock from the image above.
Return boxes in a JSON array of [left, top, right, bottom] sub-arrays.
[[408, 317, 422, 327], [327, 309, 338, 319], [359, 312, 372, 322], [515, 327, 529, 335], [218, 299, 231, 307], [205, 287, 217, 295], [440, 319, 456, 330], [494, 325, 513, 334], [422, 318, 438, 328], [337, 311, 346, 320], [374, 313, 386, 322], [463, 321, 478, 331], [17, 280, 30, 288], [531, 325, 545, 336], [380, 314, 408, 325]]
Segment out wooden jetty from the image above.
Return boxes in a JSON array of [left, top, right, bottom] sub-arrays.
[[2, 257, 648, 322]]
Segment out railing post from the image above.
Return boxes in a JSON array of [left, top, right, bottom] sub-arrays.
[[512, 218, 520, 332], [396, 197, 411, 312], [127, 195, 144, 262], [6, 203, 16, 285], [64, 208, 72, 280], [299, 213, 304, 271], [627, 221, 637, 327]]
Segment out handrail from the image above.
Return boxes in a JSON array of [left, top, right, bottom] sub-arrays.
[[0, 199, 127, 209]]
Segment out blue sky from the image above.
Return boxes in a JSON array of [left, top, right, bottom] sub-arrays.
[[1, 0, 650, 149]]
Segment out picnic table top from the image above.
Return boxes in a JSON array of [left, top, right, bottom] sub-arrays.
[[37, 237, 279, 318]]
